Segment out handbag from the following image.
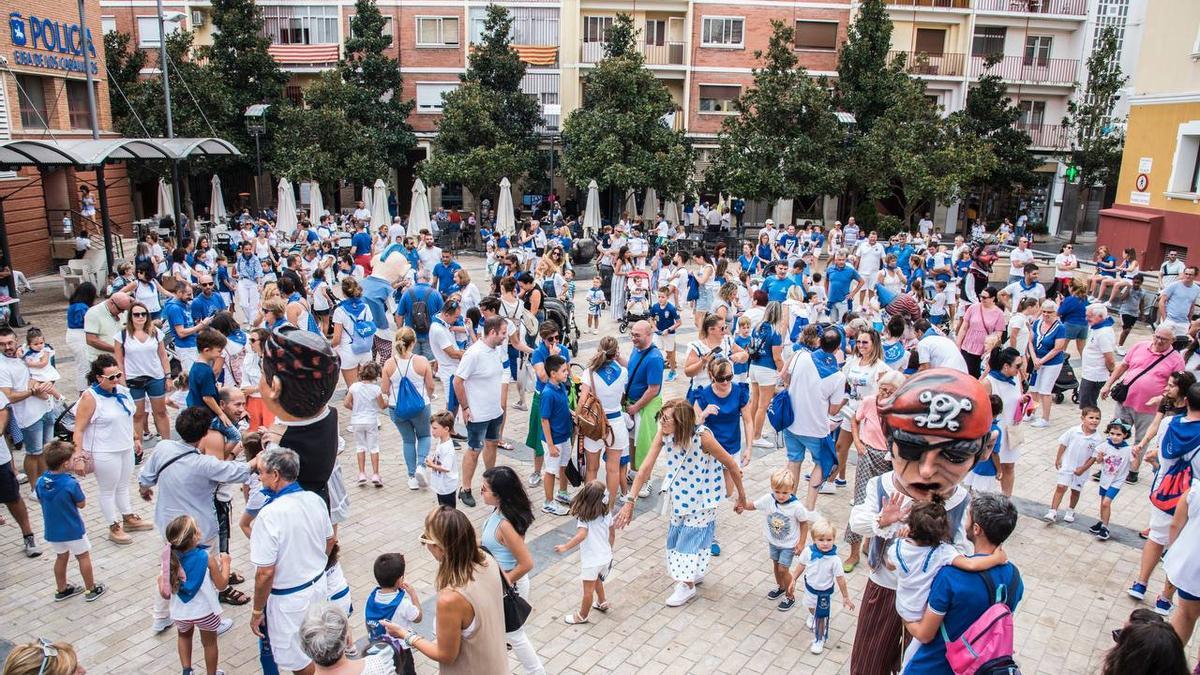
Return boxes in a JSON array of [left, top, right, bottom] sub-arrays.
[[1111, 349, 1174, 404], [70, 447, 94, 477], [564, 435, 585, 487], [482, 549, 532, 632]]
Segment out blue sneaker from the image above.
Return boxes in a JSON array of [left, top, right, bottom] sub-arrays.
[[834, 478, 848, 488], [1154, 596, 1173, 616], [667, 370, 677, 382], [1128, 582, 1147, 600], [710, 540, 721, 556]]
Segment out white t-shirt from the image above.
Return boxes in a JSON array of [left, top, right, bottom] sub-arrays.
[[1057, 425, 1103, 470], [249, 490, 334, 587], [855, 242, 886, 273], [1164, 482, 1200, 596], [918, 218, 934, 236], [332, 304, 371, 357], [0, 356, 50, 428], [353, 207, 372, 221], [797, 546, 845, 591], [1054, 253, 1077, 280], [578, 513, 614, 568], [1081, 324, 1116, 382], [428, 439, 459, 495], [1008, 247, 1035, 275], [786, 351, 846, 438], [1007, 313, 1031, 355], [369, 589, 421, 649], [455, 341, 505, 422], [0, 390, 11, 464], [348, 381, 383, 425], [1096, 441, 1134, 489], [917, 334, 968, 373], [930, 291, 949, 317], [753, 494, 810, 549], [1162, 260, 1186, 287], [120, 331, 166, 379], [1001, 280, 1045, 309], [429, 320, 460, 379], [417, 247, 442, 273], [887, 540, 960, 622]]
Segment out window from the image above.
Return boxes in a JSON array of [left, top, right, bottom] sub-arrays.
[[347, 15, 393, 39], [914, 28, 946, 56], [971, 26, 1006, 57], [1017, 100, 1046, 127], [646, 20, 666, 46], [469, 7, 558, 45], [1169, 121, 1200, 195], [15, 75, 47, 129], [698, 84, 740, 113], [137, 15, 182, 47], [583, 16, 613, 43], [701, 17, 744, 47], [794, 21, 838, 51], [260, 6, 339, 45], [416, 82, 458, 112], [100, 16, 117, 35], [1023, 36, 1052, 66], [66, 81, 93, 129], [416, 17, 459, 46]]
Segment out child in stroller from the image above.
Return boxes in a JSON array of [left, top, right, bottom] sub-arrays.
[[620, 270, 652, 333]]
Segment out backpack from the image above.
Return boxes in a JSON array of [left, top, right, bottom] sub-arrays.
[[391, 357, 426, 419], [748, 323, 772, 361], [342, 300, 376, 355], [411, 287, 434, 334], [1150, 446, 1200, 515], [767, 351, 803, 432], [942, 568, 1023, 675], [575, 370, 612, 443]]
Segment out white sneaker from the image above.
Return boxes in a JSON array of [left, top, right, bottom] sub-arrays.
[[216, 617, 234, 636], [415, 467, 429, 488], [818, 482, 837, 495], [752, 437, 773, 448], [1042, 509, 1057, 522], [1029, 418, 1049, 428], [806, 614, 815, 629], [542, 501, 569, 516], [407, 476, 420, 490], [665, 582, 697, 607], [527, 472, 542, 487], [810, 639, 825, 655], [639, 482, 653, 498], [1063, 510, 1076, 523], [151, 617, 173, 634]]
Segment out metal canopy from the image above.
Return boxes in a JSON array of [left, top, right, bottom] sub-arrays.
[[0, 137, 240, 168]]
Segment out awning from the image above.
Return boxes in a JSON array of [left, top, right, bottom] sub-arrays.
[[268, 44, 340, 65], [0, 137, 240, 168]]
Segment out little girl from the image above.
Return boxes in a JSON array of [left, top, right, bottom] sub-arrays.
[[167, 372, 189, 409], [1078, 419, 1134, 541], [788, 520, 854, 655], [345, 362, 387, 487], [23, 327, 63, 401], [426, 411, 459, 508], [162, 514, 230, 675], [585, 277, 606, 335], [555, 481, 614, 625]]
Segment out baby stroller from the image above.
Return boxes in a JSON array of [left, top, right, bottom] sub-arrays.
[[542, 296, 580, 355], [1052, 360, 1080, 405], [618, 270, 652, 334]]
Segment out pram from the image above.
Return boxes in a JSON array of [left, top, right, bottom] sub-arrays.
[[1052, 359, 1080, 405], [543, 296, 581, 355], [618, 270, 652, 334]]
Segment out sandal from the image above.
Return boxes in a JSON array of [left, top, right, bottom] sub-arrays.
[[228, 571, 245, 586], [592, 601, 611, 613], [843, 559, 859, 574], [219, 587, 251, 605], [498, 440, 514, 451], [563, 612, 590, 625]]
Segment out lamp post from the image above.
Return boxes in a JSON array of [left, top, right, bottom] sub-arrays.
[[244, 105, 270, 214], [156, 2, 187, 242]]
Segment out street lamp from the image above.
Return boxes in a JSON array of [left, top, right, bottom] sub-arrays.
[[157, 4, 187, 242], [244, 105, 271, 214]]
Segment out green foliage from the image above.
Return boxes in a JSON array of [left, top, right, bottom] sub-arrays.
[[835, 0, 904, 135], [1063, 26, 1126, 195], [954, 68, 1038, 197], [876, 215, 905, 238], [103, 31, 146, 130], [270, 99, 374, 186], [706, 21, 844, 203], [422, 4, 541, 204], [561, 13, 693, 198]]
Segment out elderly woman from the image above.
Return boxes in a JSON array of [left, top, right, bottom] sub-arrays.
[[1028, 300, 1068, 428], [383, 507, 508, 674], [298, 602, 399, 674]]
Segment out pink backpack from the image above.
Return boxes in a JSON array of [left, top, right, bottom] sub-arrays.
[[942, 568, 1022, 675]]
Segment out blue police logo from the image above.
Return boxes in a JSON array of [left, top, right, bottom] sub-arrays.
[[9, 12, 26, 46]]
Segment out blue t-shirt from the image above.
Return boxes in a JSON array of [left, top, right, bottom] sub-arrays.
[[693, 384, 750, 454], [351, 232, 373, 256], [894, 244, 915, 271], [539, 382, 573, 444], [1162, 281, 1200, 324], [186, 361, 220, 409], [750, 325, 783, 369], [364, 588, 407, 641], [394, 284, 443, 337], [777, 234, 799, 257], [1057, 295, 1087, 326], [738, 254, 758, 274], [190, 293, 226, 322], [761, 276, 795, 303], [905, 563, 1024, 675], [733, 335, 752, 376], [35, 471, 86, 542], [1031, 319, 1067, 365], [1096, 255, 1117, 277], [432, 261, 462, 294], [649, 302, 680, 334], [626, 346, 665, 402], [163, 299, 197, 348], [973, 422, 1002, 477], [530, 343, 571, 395], [67, 302, 89, 330], [826, 265, 861, 304]]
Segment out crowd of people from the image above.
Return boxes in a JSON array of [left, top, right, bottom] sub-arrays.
[[2, 200, 1200, 675]]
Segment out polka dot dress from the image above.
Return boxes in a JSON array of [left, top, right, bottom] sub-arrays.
[[663, 427, 723, 583]]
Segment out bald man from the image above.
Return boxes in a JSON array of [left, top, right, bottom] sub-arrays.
[[191, 273, 227, 322], [84, 291, 133, 361]]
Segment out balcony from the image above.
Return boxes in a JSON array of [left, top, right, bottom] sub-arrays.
[[581, 41, 686, 65], [890, 51, 966, 77], [970, 55, 1077, 85], [1016, 123, 1071, 150], [887, 0, 970, 8], [975, 0, 1087, 16]]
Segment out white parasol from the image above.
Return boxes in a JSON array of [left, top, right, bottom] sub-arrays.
[[772, 199, 794, 228], [276, 178, 298, 234], [583, 180, 601, 235], [496, 177, 516, 237], [623, 188, 638, 221], [307, 181, 324, 221], [156, 178, 175, 219], [409, 178, 432, 234], [663, 199, 680, 227], [361, 185, 373, 216], [371, 178, 389, 229], [642, 188, 659, 223], [209, 175, 227, 223]]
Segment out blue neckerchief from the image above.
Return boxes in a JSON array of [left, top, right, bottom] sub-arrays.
[[1092, 317, 1115, 330], [596, 360, 622, 386], [923, 327, 940, 339], [1019, 279, 1038, 291], [260, 481, 303, 507], [810, 543, 839, 559], [812, 349, 839, 379], [288, 292, 302, 303], [175, 545, 210, 603], [91, 384, 131, 415], [776, 495, 798, 505], [1107, 439, 1129, 449], [988, 370, 1015, 385]]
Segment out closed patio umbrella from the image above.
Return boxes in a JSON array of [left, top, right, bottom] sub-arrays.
[[623, 188, 638, 220], [209, 175, 227, 224], [276, 178, 298, 234], [772, 198, 794, 228], [361, 185, 373, 216], [156, 178, 175, 219], [496, 177, 516, 237], [307, 181, 324, 221], [583, 180, 601, 235], [642, 188, 659, 223], [663, 199, 680, 227], [409, 178, 431, 233], [371, 178, 389, 228]]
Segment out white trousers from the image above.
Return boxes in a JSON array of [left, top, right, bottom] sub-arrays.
[[507, 575, 546, 675], [92, 449, 133, 524]]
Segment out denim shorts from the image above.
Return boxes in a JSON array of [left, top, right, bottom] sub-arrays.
[[129, 376, 167, 401], [466, 415, 503, 450], [769, 544, 796, 567], [783, 429, 822, 464], [1063, 323, 1088, 340]]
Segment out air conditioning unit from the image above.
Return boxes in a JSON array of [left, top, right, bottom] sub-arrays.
[[191, 11, 206, 27]]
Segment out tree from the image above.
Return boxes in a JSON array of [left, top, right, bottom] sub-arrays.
[[421, 4, 542, 209], [1062, 25, 1126, 243], [103, 31, 146, 134], [706, 21, 843, 205], [561, 13, 693, 208]]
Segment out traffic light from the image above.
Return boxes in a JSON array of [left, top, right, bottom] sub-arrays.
[[1064, 165, 1080, 183]]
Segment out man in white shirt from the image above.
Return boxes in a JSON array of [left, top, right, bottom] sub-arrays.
[[1079, 304, 1116, 408], [627, 227, 649, 268], [1007, 237, 1036, 284], [417, 232, 442, 273], [915, 320, 969, 373], [762, 219, 779, 246], [0, 389, 40, 557], [0, 328, 54, 484], [84, 292, 133, 362], [918, 212, 934, 237], [999, 262, 1045, 312], [250, 447, 335, 675], [655, 216, 670, 242], [453, 316, 509, 506], [1160, 250, 1185, 288], [429, 303, 464, 412], [782, 328, 847, 509], [388, 216, 406, 245], [855, 232, 886, 297], [352, 200, 372, 222]]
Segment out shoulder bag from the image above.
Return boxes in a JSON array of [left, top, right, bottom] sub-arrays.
[[481, 548, 532, 632], [1111, 348, 1174, 404]]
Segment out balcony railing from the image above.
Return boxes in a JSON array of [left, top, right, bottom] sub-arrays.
[[581, 41, 686, 65], [975, 0, 1087, 15], [887, 0, 971, 8], [890, 51, 966, 76], [1016, 122, 1071, 149], [970, 55, 1078, 85]]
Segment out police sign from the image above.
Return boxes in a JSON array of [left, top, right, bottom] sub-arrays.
[[8, 12, 98, 75]]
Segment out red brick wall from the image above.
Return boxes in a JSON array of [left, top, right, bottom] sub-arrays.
[[689, 5, 849, 71], [393, 7, 467, 71]]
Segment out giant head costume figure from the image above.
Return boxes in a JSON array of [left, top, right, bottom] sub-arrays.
[[961, 235, 999, 304], [260, 325, 340, 421], [358, 243, 412, 336]]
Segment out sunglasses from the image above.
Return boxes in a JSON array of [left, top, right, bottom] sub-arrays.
[[35, 638, 57, 675], [418, 534, 437, 546], [101, 372, 123, 382], [713, 375, 733, 383], [891, 430, 983, 465], [545, 335, 560, 342], [131, 311, 148, 317]]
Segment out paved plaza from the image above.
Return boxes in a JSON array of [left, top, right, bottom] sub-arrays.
[[0, 257, 1191, 674]]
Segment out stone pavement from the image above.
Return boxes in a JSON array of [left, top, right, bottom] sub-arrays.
[[0, 261, 1193, 674]]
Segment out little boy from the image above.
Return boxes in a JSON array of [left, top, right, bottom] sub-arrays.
[[965, 395, 1003, 493], [586, 277, 606, 335], [738, 469, 811, 611], [1044, 405, 1103, 524], [1115, 274, 1145, 353], [426, 412, 460, 508], [36, 440, 105, 601], [928, 280, 950, 326], [649, 287, 681, 381], [787, 520, 854, 655], [365, 552, 423, 675], [808, 273, 827, 320], [539, 355, 573, 516], [186, 329, 233, 429], [1082, 420, 1135, 541]]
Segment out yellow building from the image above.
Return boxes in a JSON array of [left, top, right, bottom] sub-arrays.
[[1098, 1, 1200, 268]]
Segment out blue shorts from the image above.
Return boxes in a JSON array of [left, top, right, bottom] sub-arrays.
[[129, 376, 167, 401], [466, 415, 503, 451], [769, 544, 796, 567], [1178, 587, 1200, 602], [930, 314, 947, 325], [1063, 323, 1089, 340], [783, 430, 823, 465], [507, 346, 520, 381], [1099, 485, 1121, 500]]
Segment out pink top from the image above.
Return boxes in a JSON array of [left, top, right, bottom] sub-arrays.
[[960, 303, 1005, 356], [1120, 341, 1185, 414], [855, 395, 889, 451]]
